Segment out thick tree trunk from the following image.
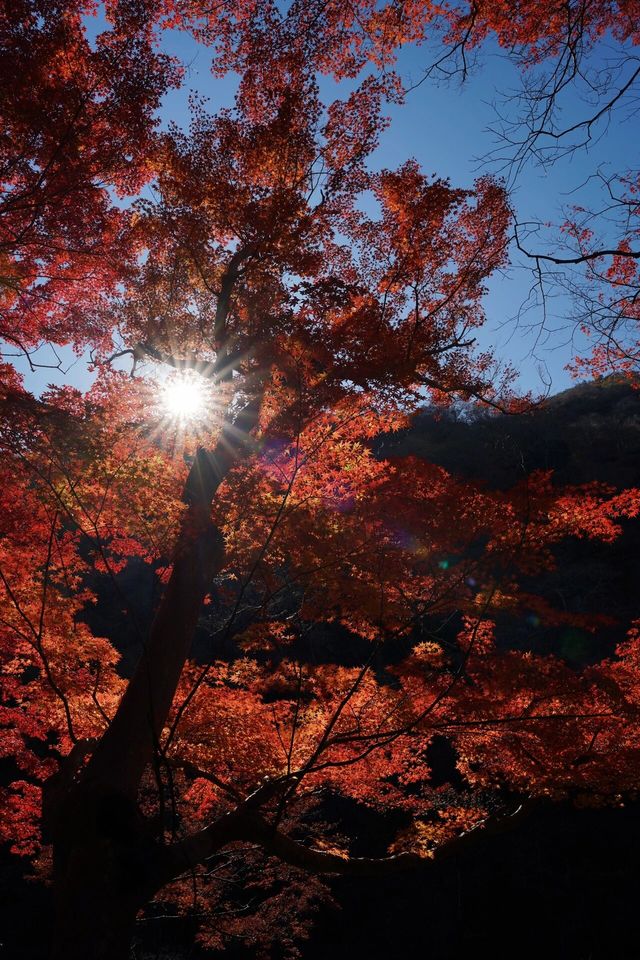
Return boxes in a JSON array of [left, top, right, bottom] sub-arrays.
[[84, 399, 261, 800], [47, 793, 246, 958], [84, 502, 226, 798], [52, 855, 140, 960], [47, 782, 151, 960], [46, 397, 262, 955]]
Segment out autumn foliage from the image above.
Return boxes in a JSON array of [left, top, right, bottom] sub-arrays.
[[1, 2, 640, 957]]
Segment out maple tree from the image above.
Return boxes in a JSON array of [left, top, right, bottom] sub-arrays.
[[1, 2, 640, 959], [0, 0, 183, 352]]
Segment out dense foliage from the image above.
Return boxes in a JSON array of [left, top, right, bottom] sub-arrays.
[[1, 2, 639, 957]]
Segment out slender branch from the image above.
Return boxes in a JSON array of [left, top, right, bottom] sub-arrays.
[[516, 237, 640, 266]]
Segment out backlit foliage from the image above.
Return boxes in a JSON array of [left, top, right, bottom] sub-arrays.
[[1, 2, 639, 957]]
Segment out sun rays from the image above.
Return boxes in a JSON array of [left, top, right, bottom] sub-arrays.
[[143, 369, 225, 457], [161, 372, 207, 422]]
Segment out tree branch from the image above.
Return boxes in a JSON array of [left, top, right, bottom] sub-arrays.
[[515, 224, 639, 266], [157, 799, 538, 890]]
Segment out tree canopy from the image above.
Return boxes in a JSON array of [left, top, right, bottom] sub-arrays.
[[1, 2, 639, 957]]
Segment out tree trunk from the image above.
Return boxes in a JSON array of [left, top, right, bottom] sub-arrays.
[[46, 398, 263, 955], [52, 853, 140, 960], [49, 784, 149, 960], [85, 399, 261, 800]]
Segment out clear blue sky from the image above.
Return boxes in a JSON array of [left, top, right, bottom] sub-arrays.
[[11, 17, 633, 397]]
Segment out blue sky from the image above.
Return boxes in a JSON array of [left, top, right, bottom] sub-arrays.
[[11, 18, 633, 398]]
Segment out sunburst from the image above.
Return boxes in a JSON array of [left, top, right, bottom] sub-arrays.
[[161, 372, 207, 422]]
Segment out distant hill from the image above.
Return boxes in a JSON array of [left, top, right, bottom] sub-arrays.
[[377, 374, 640, 490], [376, 375, 640, 665]]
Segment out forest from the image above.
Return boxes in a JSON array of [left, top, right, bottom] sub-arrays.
[[1, 1, 640, 957]]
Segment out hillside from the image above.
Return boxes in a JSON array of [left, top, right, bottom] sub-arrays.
[[378, 375, 640, 664]]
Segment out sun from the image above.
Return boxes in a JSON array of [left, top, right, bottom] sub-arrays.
[[161, 372, 207, 422]]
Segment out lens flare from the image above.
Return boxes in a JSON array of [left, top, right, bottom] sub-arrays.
[[161, 373, 206, 421]]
